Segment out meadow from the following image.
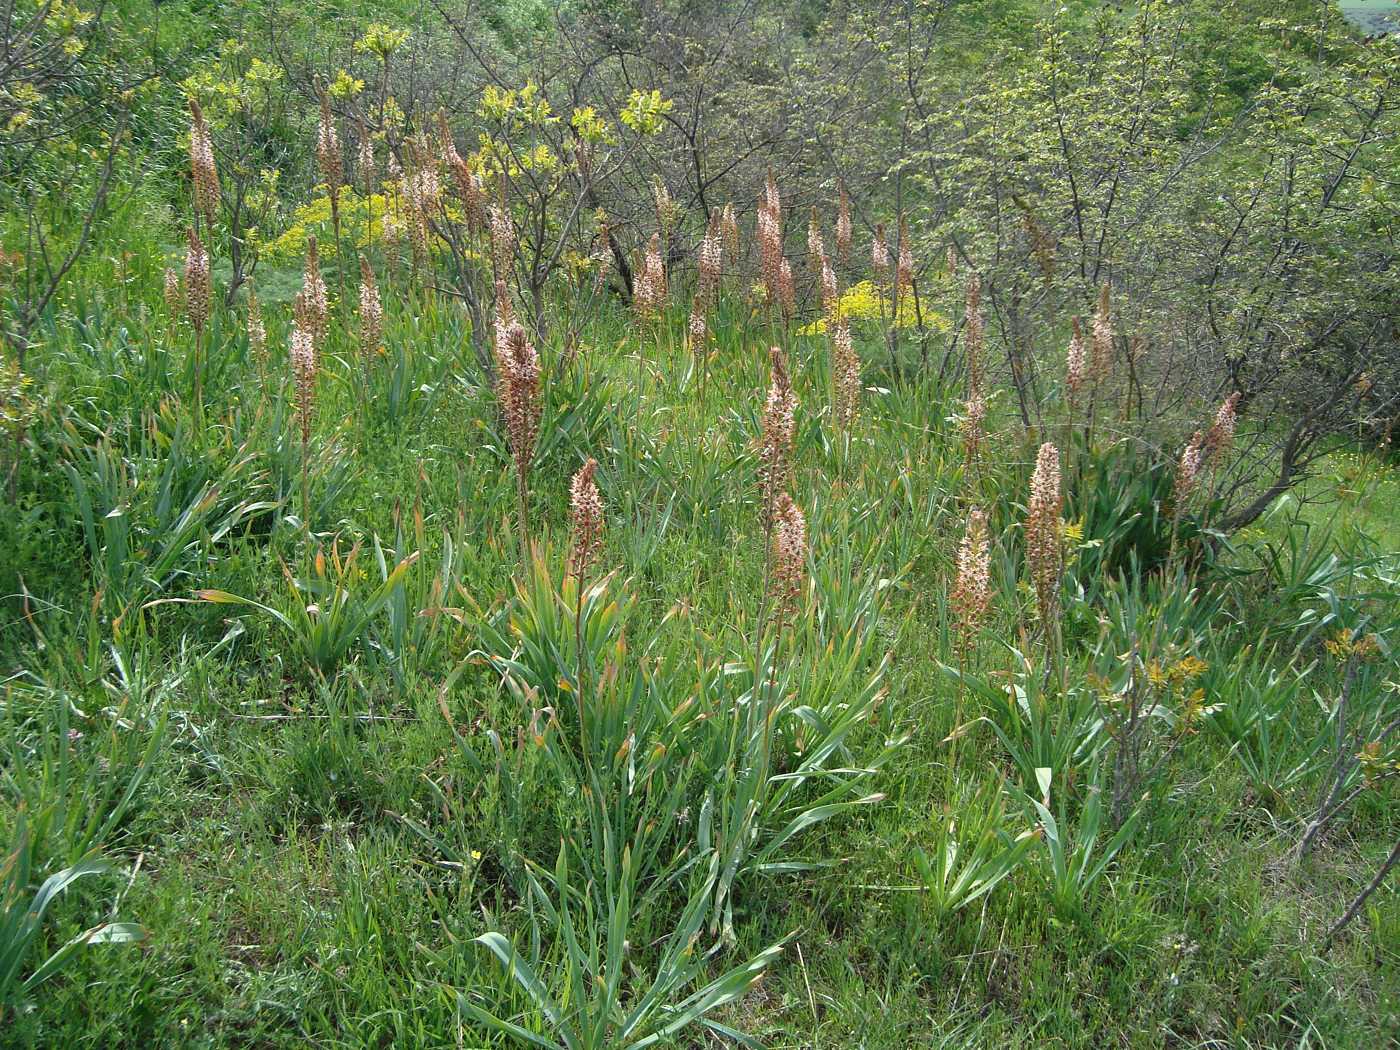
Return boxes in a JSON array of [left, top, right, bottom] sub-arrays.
[[1, 2, 1398, 1047]]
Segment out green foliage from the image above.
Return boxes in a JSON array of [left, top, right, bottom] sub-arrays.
[[1, 816, 145, 1017], [915, 778, 1035, 921], [197, 538, 419, 680], [1023, 772, 1141, 920]]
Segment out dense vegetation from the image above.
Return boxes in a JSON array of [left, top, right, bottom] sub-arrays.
[[1, 1, 1397, 1046]]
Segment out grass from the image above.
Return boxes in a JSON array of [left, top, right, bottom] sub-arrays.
[[0, 215, 1397, 1049]]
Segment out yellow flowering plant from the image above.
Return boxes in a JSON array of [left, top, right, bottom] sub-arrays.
[[798, 280, 949, 336]]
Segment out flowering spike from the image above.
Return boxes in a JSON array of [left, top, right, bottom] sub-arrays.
[[1026, 442, 1063, 625]]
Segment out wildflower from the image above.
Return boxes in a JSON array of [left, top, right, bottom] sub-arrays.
[[184, 227, 210, 337], [832, 316, 860, 430], [568, 458, 604, 577], [357, 121, 376, 196], [770, 492, 807, 622], [316, 90, 343, 196], [687, 301, 706, 354], [440, 114, 484, 232], [872, 224, 890, 285], [290, 324, 317, 444], [1026, 442, 1063, 624], [293, 235, 328, 347], [499, 322, 541, 485], [653, 178, 673, 233], [721, 202, 740, 261], [777, 258, 795, 322], [634, 233, 666, 317], [1173, 430, 1206, 508], [493, 278, 515, 355], [247, 284, 266, 361], [1066, 316, 1086, 395], [1092, 281, 1113, 379], [961, 393, 986, 465], [382, 209, 401, 271], [359, 256, 382, 365], [406, 168, 438, 269], [188, 97, 220, 227], [946, 245, 957, 277], [760, 346, 797, 515], [820, 254, 838, 320], [697, 214, 723, 305], [164, 266, 183, 319], [1205, 392, 1240, 465], [951, 508, 992, 655], [836, 182, 851, 265], [757, 204, 782, 307]]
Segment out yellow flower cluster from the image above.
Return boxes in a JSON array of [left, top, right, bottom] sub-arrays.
[[1146, 652, 1208, 688], [620, 89, 672, 135], [256, 190, 403, 262], [479, 82, 553, 126], [798, 280, 949, 336], [471, 132, 558, 178], [354, 24, 410, 59], [1323, 628, 1381, 663]]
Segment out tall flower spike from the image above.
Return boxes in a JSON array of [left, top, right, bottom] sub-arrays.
[[1174, 430, 1206, 509], [777, 258, 795, 322], [951, 507, 992, 657], [1066, 316, 1087, 395], [359, 256, 382, 367], [764, 169, 781, 226], [757, 204, 782, 307], [293, 235, 328, 347], [164, 266, 183, 319], [1092, 281, 1113, 379], [820, 254, 838, 321], [489, 204, 515, 278], [832, 316, 860, 431], [760, 345, 797, 516], [635, 233, 666, 318], [960, 393, 986, 466], [405, 167, 438, 270], [188, 97, 220, 227], [1205, 392, 1241, 464], [722, 203, 740, 261], [568, 458, 604, 578], [872, 224, 890, 284], [290, 325, 318, 444], [698, 214, 723, 306], [357, 121, 376, 196], [184, 227, 211, 337], [317, 90, 342, 195], [653, 179, 673, 233], [493, 278, 515, 360], [836, 182, 852, 265], [1026, 442, 1063, 625], [247, 284, 266, 363], [438, 113, 483, 233], [687, 298, 707, 354], [770, 492, 807, 624], [946, 245, 958, 277], [499, 322, 541, 485]]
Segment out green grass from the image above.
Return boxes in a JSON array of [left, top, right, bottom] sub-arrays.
[[0, 220, 1397, 1049]]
